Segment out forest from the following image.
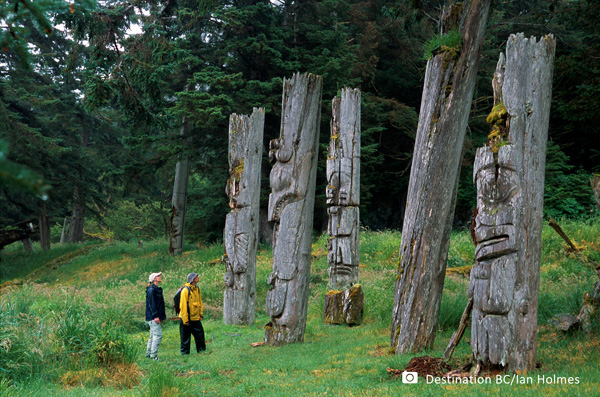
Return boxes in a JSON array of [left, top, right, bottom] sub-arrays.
[[1, 1, 600, 395], [1, 0, 598, 245]]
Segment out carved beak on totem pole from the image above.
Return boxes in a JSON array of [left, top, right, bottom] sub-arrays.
[[473, 145, 521, 262]]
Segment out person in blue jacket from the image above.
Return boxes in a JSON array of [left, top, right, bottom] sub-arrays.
[[145, 272, 166, 360]]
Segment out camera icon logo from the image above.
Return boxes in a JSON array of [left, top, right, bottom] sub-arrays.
[[402, 371, 418, 384]]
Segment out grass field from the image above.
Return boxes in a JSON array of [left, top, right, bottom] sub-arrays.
[[1, 217, 599, 396]]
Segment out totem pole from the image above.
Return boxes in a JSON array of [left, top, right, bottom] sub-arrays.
[[391, 0, 492, 354], [469, 33, 555, 372], [323, 88, 363, 325], [223, 108, 264, 325], [265, 72, 322, 345]]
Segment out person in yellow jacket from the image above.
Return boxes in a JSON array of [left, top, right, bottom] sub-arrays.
[[179, 272, 206, 354]]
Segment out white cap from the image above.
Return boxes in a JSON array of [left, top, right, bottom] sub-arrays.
[[149, 272, 162, 283]]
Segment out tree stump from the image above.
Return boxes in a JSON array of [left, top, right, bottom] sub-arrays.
[[323, 88, 363, 325], [391, 0, 492, 355], [264, 72, 322, 346], [323, 284, 364, 326], [223, 108, 264, 325], [469, 33, 556, 372]]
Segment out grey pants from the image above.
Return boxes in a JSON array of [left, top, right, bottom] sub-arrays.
[[146, 320, 163, 358]]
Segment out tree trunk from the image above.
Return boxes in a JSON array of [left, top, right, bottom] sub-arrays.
[[169, 116, 191, 256], [223, 108, 264, 325], [0, 220, 36, 249], [39, 201, 50, 250], [391, 0, 492, 355], [68, 186, 85, 243], [22, 238, 33, 252], [323, 88, 362, 325], [592, 175, 600, 212], [60, 216, 69, 244], [469, 33, 556, 372], [265, 72, 322, 346]]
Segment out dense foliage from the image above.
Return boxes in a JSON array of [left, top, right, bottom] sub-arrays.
[[1, 0, 598, 245]]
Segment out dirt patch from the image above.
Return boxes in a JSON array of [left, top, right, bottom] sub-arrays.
[[387, 356, 451, 378]]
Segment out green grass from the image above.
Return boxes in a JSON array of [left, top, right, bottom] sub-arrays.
[[1, 218, 599, 396]]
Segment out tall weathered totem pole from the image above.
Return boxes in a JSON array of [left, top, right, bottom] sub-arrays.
[[169, 116, 191, 256], [469, 33, 555, 372], [323, 88, 363, 326], [223, 108, 264, 325], [265, 72, 322, 346], [391, 0, 492, 354]]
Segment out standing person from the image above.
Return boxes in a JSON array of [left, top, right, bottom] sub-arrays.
[[179, 272, 206, 355], [145, 272, 166, 361]]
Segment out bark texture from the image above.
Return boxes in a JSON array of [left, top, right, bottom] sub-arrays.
[[391, 0, 492, 355], [223, 108, 264, 325], [323, 88, 362, 325], [39, 201, 50, 250], [592, 175, 600, 212], [169, 117, 191, 256], [469, 33, 556, 372], [265, 72, 322, 346]]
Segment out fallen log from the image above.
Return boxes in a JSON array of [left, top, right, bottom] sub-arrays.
[[0, 219, 37, 249]]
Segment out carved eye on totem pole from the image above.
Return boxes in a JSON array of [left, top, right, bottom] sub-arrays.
[[477, 165, 520, 209]]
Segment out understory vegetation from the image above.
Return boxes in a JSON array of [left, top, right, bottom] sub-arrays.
[[1, 218, 599, 396]]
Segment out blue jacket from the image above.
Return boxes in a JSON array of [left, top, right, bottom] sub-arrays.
[[145, 284, 166, 321]]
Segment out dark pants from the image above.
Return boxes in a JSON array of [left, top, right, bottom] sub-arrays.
[[180, 320, 206, 354]]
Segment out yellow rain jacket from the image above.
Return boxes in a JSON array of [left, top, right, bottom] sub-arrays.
[[179, 283, 203, 324]]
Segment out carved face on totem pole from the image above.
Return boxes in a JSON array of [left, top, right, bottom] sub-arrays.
[[327, 206, 359, 289], [470, 144, 525, 365], [326, 157, 352, 206]]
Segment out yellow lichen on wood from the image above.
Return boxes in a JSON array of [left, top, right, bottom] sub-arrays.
[[231, 159, 245, 181], [486, 102, 508, 154], [486, 103, 507, 125]]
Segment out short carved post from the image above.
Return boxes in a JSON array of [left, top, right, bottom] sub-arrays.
[[264, 72, 322, 345], [323, 88, 363, 326], [223, 108, 264, 325], [469, 33, 556, 372]]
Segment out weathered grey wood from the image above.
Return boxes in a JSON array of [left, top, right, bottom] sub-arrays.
[[223, 108, 264, 325], [39, 201, 50, 250], [326, 88, 361, 288], [265, 72, 322, 346], [469, 33, 556, 372], [592, 175, 600, 212], [68, 186, 85, 243], [60, 216, 69, 244], [323, 88, 362, 325], [169, 116, 191, 256], [549, 218, 578, 251], [391, 0, 492, 355], [443, 297, 473, 361]]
